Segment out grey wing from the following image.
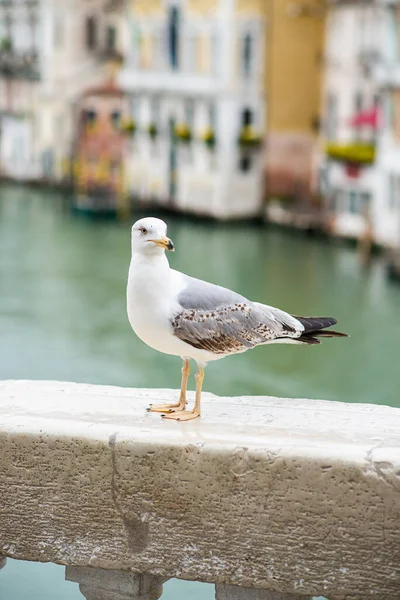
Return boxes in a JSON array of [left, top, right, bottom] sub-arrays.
[[172, 275, 304, 355]]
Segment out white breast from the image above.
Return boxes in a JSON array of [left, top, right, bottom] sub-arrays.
[[126, 254, 190, 357]]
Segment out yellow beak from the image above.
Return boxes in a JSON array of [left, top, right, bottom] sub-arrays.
[[150, 237, 175, 251]]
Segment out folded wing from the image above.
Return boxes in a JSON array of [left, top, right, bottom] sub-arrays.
[[171, 275, 304, 355]]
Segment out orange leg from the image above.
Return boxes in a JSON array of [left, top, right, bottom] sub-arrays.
[[147, 359, 190, 413], [162, 366, 204, 421]]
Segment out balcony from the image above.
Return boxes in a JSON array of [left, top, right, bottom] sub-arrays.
[[0, 380, 399, 599], [326, 143, 376, 165], [0, 48, 40, 80], [118, 68, 220, 96]]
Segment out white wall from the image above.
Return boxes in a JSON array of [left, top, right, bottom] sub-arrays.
[[0, 0, 108, 181], [119, 0, 265, 219]]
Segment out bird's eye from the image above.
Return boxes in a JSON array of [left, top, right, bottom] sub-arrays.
[[139, 226, 147, 235]]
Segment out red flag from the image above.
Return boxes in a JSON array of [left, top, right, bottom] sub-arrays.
[[348, 107, 379, 128]]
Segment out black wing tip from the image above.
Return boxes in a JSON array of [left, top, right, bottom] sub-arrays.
[[294, 316, 341, 333], [314, 330, 349, 338], [298, 335, 321, 345], [293, 315, 349, 341]]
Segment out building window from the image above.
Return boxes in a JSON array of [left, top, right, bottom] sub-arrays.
[[86, 16, 97, 51], [185, 98, 195, 129], [211, 28, 219, 75], [242, 108, 253, 127], [389, 173, 398, 210], [130, 95, 140, 123], [391, 6, 400, 62], [131, 22, 141, 66], [87, 109, 97, 123], [311, 115, 321, 133], [4, 13, 12, 40], [326, 93, 337, 141], [106, 25, 117, 51], [168, 6, 180, 70], [28, 8, 38, 52], [151, 96, 161, 125], [54, 10, 64, 49], [360, 191, 371, 216], [353, 91, 363, 141], [318, 166, 328, 195], [372, 93, 380, 143], [82, 109, 97, 127], [209, 102, 216, 130], [110, 110, 121, 128], [238, 108, 254, 171], [331, 189, 347, 213], [348, 190, 358, 214], [42, 149, 54, 177], [242, 32, 253, 76], [240, 154, 251, 172]]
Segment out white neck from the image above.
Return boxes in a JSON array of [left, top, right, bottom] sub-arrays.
[[127, 250, 171, 306]]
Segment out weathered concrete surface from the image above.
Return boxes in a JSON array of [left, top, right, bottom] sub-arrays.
[[215, 584, 311, 600], [66, 566, 164, 600], [0, 380, 400, 600]]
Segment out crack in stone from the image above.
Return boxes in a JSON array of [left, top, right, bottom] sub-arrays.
[[365, 442, 400, 491], [109, 432, 149, 553]]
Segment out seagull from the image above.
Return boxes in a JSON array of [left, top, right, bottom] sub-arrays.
[[127, 217, 348, 421]]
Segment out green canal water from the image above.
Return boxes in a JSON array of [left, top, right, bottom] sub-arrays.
[[0, 184, 399, 600]]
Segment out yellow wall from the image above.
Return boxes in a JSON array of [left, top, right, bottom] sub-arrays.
[[266, 0, 324, 134], [131, 0, 163, 17], [187, 0, 217, 16], [236, 0, 265, 16]]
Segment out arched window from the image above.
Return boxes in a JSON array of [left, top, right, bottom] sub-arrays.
[[86, 16, 97, 51], [239, 108, 254, 173], [240, 155, 251, 172], [82, 109, 97, 126], [168, 6, 180, 69], [106, 25, 117, 52], [243, 32, 253, 76], [242, 108, 253, 126], [110, 110, 121, 128]]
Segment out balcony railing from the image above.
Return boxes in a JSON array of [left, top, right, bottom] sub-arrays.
[[0, 49, 40, 80], [0, 380, 399, 599], [326, 143, 376, 165]]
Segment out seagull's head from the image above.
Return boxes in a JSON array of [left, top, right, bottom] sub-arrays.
[[131, 217, 175, 256]]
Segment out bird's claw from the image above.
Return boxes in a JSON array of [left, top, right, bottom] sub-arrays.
[[147, 402, 186, 413], [161, 410, 200, 421]]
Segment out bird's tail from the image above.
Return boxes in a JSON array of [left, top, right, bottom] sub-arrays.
[[294, 316, 348, 345]]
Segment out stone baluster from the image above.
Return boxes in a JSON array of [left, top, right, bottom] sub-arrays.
[[65, 566, 165, 600], [215, 585, 312, 600]]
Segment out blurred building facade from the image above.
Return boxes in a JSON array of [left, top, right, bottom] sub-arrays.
[[0, 0, 329, 223], [0, 0, 117, 182], [6, 0, 400, 241], [317, 0, 400, 248], [71, 80, 130, 214], [265, 0, 325, 203], [118, 0, 266, 220]]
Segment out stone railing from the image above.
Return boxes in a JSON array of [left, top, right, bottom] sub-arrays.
[[0, 380, 399, 600]]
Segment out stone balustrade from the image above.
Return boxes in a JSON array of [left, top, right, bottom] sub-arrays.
[[0, 380, 400, 600]]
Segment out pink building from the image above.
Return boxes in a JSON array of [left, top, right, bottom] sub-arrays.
[[72, 79, 131, 213]]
